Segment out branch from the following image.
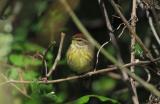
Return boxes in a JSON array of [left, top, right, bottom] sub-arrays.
[[97, 1, 133, 101], [59, 0, 160, 97], [46, 32, 65, 77], [2, 57, 160, 96], [95, 37, 111, 70], [150, 7, 160, 37], [2, 57, 160, 85], [136, 0, 160, 40], [130, 0, 139, 103], [42, 41, 56, 76], [97, 0, 124, 65], [0, 73, 31, 99], [109, 0, 154, 60], [146, 10, 160, 46]]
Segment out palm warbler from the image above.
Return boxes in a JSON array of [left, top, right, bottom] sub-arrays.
[[66, 33, 94, 73]]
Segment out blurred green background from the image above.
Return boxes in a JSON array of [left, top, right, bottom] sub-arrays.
[[0, 0, 159, 104]]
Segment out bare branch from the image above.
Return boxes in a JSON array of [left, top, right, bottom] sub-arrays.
[[118, 25, 127, 38], [42, 41, 56, 76], [59, 0, 160, 97], [110, 0, 154, 60], [97, 0, 128, 83], [46, 32, 65, 77], [144, 68, 151, 82], [1, 57, 160, 84], [95, 37, 111, 70], [130, 0, 139, 103], [146, 10, 160, 46], [0, 73, 31, 99], [97, 0, 124, 63]]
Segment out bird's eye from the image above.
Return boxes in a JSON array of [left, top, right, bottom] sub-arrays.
[[77, 39, 82, 41], [75, 38, 82, 42]]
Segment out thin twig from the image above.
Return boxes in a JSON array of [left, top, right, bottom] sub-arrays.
[[95, 0, 113, 70], [150, 7, 160, 37], [118, 25, 127, 38], [46, 32, 65, 77], [107, 72, 121, 79], [1, 57, 160, 84], [110, 0, 154, 60], [152, 44, 160, 56], [146, 10, 160, 46], [98, 1, 138, 102], [130, 0, 139, 103], [59, 0, 160, 97], [42, 41, 56, 76], [98, 0, 124, 63], [96, 0, 125, 78], [19, 71, 27, 96], [115, 23, 125, 31], [0, 73, 31, 99], [144, 68, 151, 82], [95, 37, 111, 70]]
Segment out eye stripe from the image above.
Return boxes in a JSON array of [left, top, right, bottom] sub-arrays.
[[73, 38, 88, 42]]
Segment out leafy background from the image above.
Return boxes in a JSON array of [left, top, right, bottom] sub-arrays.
[[0, 0, 160, 104]]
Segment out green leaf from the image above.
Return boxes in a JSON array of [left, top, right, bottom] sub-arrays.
[[30, 81, 41, 95], [12, 42, 44, 52], [66, 95, 120, 104], [30, 82, 54, 96], [92, 77, 116, 94], [12, 42, 53, 60], [23, 42, 44, 52], [9, 54, 41, 67], [134, 43, 143, 57], [25, 82, 56, 104], [23, 70, 38, 80]]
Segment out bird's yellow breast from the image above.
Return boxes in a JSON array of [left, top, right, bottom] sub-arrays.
[[66, 42, 94, 73]]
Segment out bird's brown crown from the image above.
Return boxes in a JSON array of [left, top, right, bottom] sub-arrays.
[[72, 33, 86, 40]]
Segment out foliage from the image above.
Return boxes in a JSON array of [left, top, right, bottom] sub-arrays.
[[67, 95, 120, 104], [0, 0, 160, 104], [0, 33, 13, 61], [134, 43, 143, 57]]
